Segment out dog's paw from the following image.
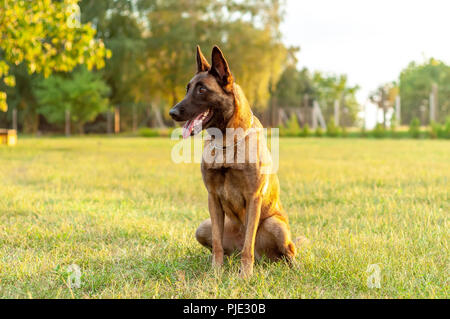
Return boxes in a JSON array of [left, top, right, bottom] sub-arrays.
[[212, 254, 223, 268], [239, 263, 253, 279]]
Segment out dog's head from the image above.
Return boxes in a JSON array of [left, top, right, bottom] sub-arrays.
[[169, 45, 235, 138]]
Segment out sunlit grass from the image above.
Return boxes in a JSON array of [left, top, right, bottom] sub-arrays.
[[0, 137, 448, 298]]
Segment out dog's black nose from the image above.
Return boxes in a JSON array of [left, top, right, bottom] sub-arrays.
[[169, 107, 180, 120]]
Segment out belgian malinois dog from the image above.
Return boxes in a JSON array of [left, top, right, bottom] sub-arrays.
[[169, 45, 296, 277]]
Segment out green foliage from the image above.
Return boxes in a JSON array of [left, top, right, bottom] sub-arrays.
[[372, 123, 387, 138], [300, 124, 310, 137], [389, 113, 398, 138], [274, 66, 314, 107], [75, 0, 290, 129], [274, 67, 360, 126], [131, 0, 288, 110], [341, 126, 348, 138], [0, 0, 110, 111], [312, 72, 360, 126], [390, 113, 397, 130], [137, 127, 175, 137], [369, 82, 398, 128], [326, 119, 340, 137], [34, 67, 110, 133], [315, 127, 323, 137], [80, 0, 145, 107], [445, 117, 450, 139], [430, 117, 450, 139], [282, 114, 301, 137], [399, 58, 450, 124], [138, 127, 160, 137], [429, 121, 440, 139], [360, 126, 367, 137], [409, 117, 421, 139]]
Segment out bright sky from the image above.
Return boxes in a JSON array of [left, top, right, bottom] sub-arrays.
[[281, 0, 450, 127]]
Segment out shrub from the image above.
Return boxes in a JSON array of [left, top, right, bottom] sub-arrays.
[[390, 118, 398, 138], [283, 114, 301, 137], [139, 127, 160, 137], [429, 121, 441, 139], [157, 128, 175, 137], [372, 123, 386, 138], [326, 119, 340, 137], [34, 67, 110, 134], [300, 124, 310, 137], [315, 127, 323, 137], [443, 117, 450, 139], [409, 117, 421, 139], [360, 126, 367, 137], [341, 126, 348, 137]]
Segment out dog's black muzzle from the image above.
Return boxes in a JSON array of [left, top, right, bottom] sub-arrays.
[[169, 102, 186, 121]]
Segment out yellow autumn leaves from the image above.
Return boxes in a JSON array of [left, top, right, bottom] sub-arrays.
[[0, 0, 111, 111]]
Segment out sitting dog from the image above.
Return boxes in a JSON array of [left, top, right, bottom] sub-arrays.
[[169, 45, 297, 277]]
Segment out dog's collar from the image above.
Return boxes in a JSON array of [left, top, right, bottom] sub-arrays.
[[209, 112, 254, 150]]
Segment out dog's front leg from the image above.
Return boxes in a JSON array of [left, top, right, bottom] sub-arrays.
[[208, 193, 225, 268], [240, 195, 262, 277]]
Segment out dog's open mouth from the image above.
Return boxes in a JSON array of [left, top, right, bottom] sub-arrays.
[[182, 109, 213, 138]]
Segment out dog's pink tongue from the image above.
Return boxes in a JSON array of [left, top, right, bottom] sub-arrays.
[[182, 120, 194, 139], [182, 113, 204, 139]]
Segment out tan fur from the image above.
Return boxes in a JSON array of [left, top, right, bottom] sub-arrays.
[[171, 46, 297, 277], [198, 85, 296, 277]]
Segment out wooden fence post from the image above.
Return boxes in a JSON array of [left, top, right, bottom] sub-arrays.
[[314, 101, 327, 130], [65, 109, 70, 136], [430, 83, 438, 123], [312, 101, 318, 130], [395, 95, 401, 126], [132, 105, 138, 132], [107, 110, 112, 134], [303, 94, 309, 127], [334, 99, 339, 126], [114, 107, 120, 134], [12, 108, 17, 131]]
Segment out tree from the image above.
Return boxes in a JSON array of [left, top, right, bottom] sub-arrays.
[[399, 58, 450, 125], [274, 65, 360, 126], [138, 0, 289, 111], [312, 72, 360, 126], [34, 67, 110, 133], [369, 82, 398, 128], [80, 0, 145, 106], [78, 0, 290, 129], [0, 0, 110, 115], [2, 0, 292, 131], [274, 60, 315, 108]]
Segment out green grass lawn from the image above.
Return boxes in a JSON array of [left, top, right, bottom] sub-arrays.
[[0, 137, 448, 298]]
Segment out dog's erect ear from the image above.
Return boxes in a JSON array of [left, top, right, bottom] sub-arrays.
[[209, 45, 233, 91], [196, 45, 210, 73]]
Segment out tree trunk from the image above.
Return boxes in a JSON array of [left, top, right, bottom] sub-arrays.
[[107, 110, 112, 134], [132, 105, 138, 132], [153, 104, 166, 128], [65, 109, 71, 136], [23, 109, 39, 134], [114, 107, 120, 133], [12, 108, 18, 131], [78, 122, 84, 135]]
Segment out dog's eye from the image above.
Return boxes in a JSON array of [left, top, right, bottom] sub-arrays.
[[198, 86, 207, 94]]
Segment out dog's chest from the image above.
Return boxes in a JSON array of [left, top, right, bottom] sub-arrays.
[[202, 168, 248, 220], [204, 168, 242, 197]]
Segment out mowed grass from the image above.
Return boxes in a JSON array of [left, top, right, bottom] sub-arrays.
[[0, 137, 448, 299]]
